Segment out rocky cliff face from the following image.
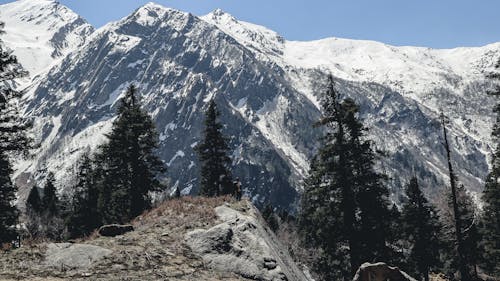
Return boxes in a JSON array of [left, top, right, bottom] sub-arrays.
[[1, 0, 499, 210]]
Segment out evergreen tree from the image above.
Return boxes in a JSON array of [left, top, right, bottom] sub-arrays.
[[440, 113, 472, 281], [42, 172, 59, 217], [344, 97, 390, 263], [480, 58, 500, 276], [299, 76, 391, 281], [67, 152, 100, 238], [25, 185, 42, 238], [387, 203, 406, 267], [0, 22, 31, 244], [196, 99, 234, 197], [401, 177, 442, 281], [0, 153, 18, 243], [97, 85, 166, 224], [39, 172, 68, 240], [174, 185, 181, 198], [455, 185, 480, 280], [262, 204, 279, 232], [26, 186, 42, 213]]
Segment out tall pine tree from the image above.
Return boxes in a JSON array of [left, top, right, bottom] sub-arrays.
[[25, 185, 42, 237], [480, 58, 500, 276], [0, 22, 31, 244], [67, 152, 100, 238], [401, 177, 442, 281], [42, 172, 59, 217], [440, 113, 473, 281], [97, 85, 166, 224], [196, 99, 234, 197], [299, 76, 391, 281], [26, 186, 42, 213]]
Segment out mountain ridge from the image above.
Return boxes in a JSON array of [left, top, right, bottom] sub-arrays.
[[1, 0, 498, 210]]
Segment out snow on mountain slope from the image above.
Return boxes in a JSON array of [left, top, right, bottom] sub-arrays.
[[200, 10, 498, 152], [19, 2, 318, 210], [201, 9, 499, 199], [202, 9, 498, 97], [0, 0, 93, 79], [5, 2, 499, 210], [201, 9, 285, 62], [283, 38, 500, 102]]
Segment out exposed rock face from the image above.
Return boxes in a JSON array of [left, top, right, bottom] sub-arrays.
[[353, 262, 417, 281], [44, 243, 112, 269], [98, 224, 134, 237], [185, 203, 311, 281], [1, 1, 498, 211]]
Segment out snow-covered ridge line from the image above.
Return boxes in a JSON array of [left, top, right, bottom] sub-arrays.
[[1, 0, 498, 210]]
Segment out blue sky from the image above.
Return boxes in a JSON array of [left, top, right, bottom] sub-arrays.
[[2, 0, 499, 48]]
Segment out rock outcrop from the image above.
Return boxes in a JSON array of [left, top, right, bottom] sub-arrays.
[[353, 262, 417, 281], [0, 197, 306, 280], [44, 243, 112, 269], [185, 203, 311, 281]]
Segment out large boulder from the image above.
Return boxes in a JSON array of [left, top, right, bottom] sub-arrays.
[[98, 224, 134, 237], [185, 202, 311, 281], [45, 243, 112, 269], [353, 262, 417, 281]]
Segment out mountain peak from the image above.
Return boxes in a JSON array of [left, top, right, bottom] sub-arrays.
[[205, 8, 237, 22], [141, 1, 169, 11], [0, 0, 93, 76], [211, 8, 228, 17]]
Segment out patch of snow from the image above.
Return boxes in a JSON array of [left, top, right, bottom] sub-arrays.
[[168, 150, 185, 166]]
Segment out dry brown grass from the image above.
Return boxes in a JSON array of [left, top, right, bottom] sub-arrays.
[[134, 195, 236, 226]]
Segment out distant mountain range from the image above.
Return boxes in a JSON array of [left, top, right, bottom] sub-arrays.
[[1, 0, 498, 210]]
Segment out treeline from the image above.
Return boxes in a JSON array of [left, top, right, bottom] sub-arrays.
[[293, 74, 500, 281], [23, 85, 166, 239], [22, 89, 241, 240]]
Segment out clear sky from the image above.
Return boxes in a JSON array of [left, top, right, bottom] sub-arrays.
[[1, 0, 499, 48]]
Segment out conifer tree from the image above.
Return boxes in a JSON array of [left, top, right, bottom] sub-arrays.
[[42, 172, 59, 217], [196, 99, 234, 197], [0, 153, 18, 243], [440, 113, 472, 281], [262, 204, 279, 232], [387, 203, 406, 267], [26, 186, 42, 213], [480, 58, 500, 276], [39, 172, 67, 240], [455, 184, 479, 280], [67, 152, 100, 238], [97, 85, 166, 224], [174, 185, 181, 198], [299, 76, 391, 281], [25, 185, 42, 238], [344, 97, 390, 263], [401, 177, 442, 281], [0, 22, 31, 244]]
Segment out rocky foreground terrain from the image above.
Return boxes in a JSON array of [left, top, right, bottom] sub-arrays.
[[0, 197, 310, 281]]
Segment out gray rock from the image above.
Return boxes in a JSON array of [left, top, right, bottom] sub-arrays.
[[45, 243, 112, 269], [352, 262, 417, 281], [98, 224, 134, 237], [185, 202, 311, 281]]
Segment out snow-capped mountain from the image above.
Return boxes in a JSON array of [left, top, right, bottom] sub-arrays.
[[1, 0, 498, 210], [0, 0, 93, 84]]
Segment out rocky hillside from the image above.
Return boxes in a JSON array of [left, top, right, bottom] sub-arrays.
[[0, 197, 310, 281], [0, 0, 499, 210]]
